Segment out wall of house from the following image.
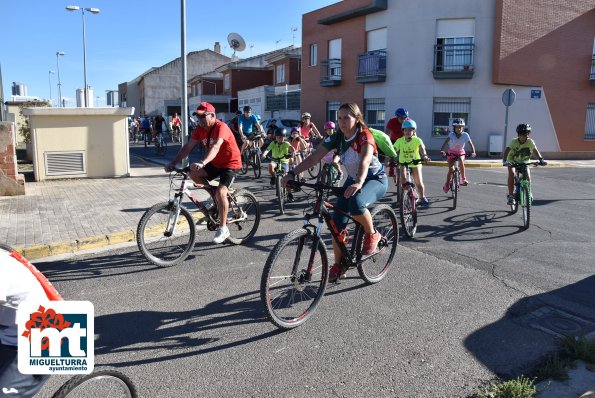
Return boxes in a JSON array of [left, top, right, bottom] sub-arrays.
[[493, 0, 595, 153], [302, 0, 366, 130], [230, 69, 274, 96]]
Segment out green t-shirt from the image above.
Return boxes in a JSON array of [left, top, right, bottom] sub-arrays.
[[506, 138, 536, 163], [267, 141, 292, 163], [393, 136, 425, 167]]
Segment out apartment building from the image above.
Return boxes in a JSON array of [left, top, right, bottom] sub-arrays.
[[302, 0, 595, 156]]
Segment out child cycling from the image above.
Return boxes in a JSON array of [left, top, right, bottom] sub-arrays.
[[261, 128, 296, 201], [393, 119, 431, 206], [503, 123, 546, 205], [289, 127, 307, 180], [439, 118, 476, 192], [319, 121, 343, 183]]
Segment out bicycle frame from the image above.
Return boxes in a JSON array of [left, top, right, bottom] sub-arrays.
[[512, 163, 533, 207]]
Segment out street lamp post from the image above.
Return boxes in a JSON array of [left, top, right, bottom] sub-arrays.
[[66, 5, 100, 108], [56, 52, 65, 107], [48, 70, 55, 106]]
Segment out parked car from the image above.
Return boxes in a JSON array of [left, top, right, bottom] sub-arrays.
[[260, 117, 301, 134]]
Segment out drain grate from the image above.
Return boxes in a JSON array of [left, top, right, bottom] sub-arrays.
[[514, 306, 595, 337]]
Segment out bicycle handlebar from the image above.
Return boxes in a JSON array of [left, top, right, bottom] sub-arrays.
[[287, 180, 346, 197], [440, 152, 471, 159], [389, 159, 424, 167], [505, 160, 547, 167]]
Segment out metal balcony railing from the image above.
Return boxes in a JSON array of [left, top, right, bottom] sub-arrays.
[[433, 43, 475, 79], [590, 54, 595, 84], [320, 58, 342, 86], [356, 50, 386, 83]]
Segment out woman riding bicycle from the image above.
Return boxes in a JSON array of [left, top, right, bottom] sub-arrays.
[[282, 103, 388, 282]]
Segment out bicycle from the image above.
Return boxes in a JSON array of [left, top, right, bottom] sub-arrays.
[[441, 152, 470, 210], [154, 132, 167, 156], [302, 138, 323, 180], [398, 159, 423, 239], [260, 179, 399, 329], [51, 367, 137, 397], [507, 160, 546, 229], [141, 128, 151, 148], [267, 154, 293, 214], [137, 167, 260, 267], [390, 161, 403, 205], [240, 136, 262, 178], [316, 161, 343, 187]]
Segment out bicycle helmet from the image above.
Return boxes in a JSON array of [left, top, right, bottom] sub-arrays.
[[324, 121, 335, 130], [516, 123, 532, 134], [452, 118, 465, 127], [301, 112, 311, 119], [235, 110, 242, 116], [395, 108, 409, 118], [290, 127, 300, 134], [275, 128, 287, 137], [243, 106, 252, 112], [401, 119, 417, 130]]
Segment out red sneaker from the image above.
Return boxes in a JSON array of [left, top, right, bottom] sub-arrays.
[[362, 231, 381, 255], [328, 263, 345, 283]]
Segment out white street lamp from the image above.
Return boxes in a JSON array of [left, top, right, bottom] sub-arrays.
[[56, 52, 65, 107], [66, 5, 100, 108], [48, 70, 55, 106]]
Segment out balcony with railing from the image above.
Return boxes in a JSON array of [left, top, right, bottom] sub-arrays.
[[320, 58, 342, 87], [356, 50, 386, 83], [590, 54, 595, 85], [433, 43, 475, 79]]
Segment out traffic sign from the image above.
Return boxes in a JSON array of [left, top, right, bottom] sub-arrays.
[[502, 88, 516, 107]]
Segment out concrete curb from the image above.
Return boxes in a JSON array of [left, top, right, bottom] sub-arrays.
[[15, 230, 136, 261]]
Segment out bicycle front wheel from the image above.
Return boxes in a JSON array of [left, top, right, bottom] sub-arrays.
[[521, 185, 531, 229], [240, 152, 248, 175], [451, 170, 459, 209], [400, 187, 417, 238], [260, 228, 329, 329], [52, 367, 137, 398], [226, 189, 260, 244], [356, 205, 399, 284], [137, 201, 196, 267], [252, 152, 261, 178], [276, 175, 285, 214]]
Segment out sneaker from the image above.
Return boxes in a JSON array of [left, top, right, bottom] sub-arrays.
[[461, 177, 469, 186], [286, 193, 294, 202], [507, 194, 514, 206], [213, 225, 230, 244], [443, 182, 450, 193], [419, 197, 430, 206], [328, 263, 346, 283], [270, 176, 275, 185], [362, 231, 381, 255]]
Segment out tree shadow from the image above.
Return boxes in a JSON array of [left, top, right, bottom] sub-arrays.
[[94, 290, 283, 367], [464, 275, 595, 378]]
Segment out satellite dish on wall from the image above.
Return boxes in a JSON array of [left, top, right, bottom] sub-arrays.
[[227, 33, 246, 57]]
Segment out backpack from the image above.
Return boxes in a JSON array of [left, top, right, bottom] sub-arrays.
[[369, 128, 398, 158]]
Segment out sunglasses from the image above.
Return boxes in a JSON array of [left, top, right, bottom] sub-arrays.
[[197, 113, 213, 119]]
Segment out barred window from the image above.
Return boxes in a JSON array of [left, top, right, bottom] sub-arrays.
[[364, 98, 385, 131], [586, 103, 595, 140], [327, 101, 340, 124], [432, 97, 471, 137]]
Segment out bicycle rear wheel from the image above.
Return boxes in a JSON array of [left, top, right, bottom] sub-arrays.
[[400, 187, 417, 238], [260, 228, 329, 329], [226, 189, 260, 244], [137, 201, 196, 267], [356, 204, 399, 284], [52, 367, 137, 398], [521, 185, 531, 229]]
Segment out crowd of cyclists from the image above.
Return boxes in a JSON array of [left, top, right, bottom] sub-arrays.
[[161, 101, 546, 248]]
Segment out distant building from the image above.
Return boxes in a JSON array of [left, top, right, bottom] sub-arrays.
[[302, 0, 595, 156]]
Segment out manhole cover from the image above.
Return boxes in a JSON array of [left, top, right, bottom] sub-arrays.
[[515, 306, 595, 337]]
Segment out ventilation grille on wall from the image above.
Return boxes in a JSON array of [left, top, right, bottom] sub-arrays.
[[44, 151, 86, 176]]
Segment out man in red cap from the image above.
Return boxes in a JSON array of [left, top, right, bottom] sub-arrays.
[[166, 102, 242, 244]]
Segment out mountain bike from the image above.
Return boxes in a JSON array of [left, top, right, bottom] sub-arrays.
[[507, 160, 546, 229], [316, 161, 343, 187], [154, 132, 167, 156], [51, 367, 137, 397], [260, 179, 399, 329], [137, 167, 260, 267], [240, 136, 262, 178], [441, 152, 469, 210], [398, 159, 423, 238]]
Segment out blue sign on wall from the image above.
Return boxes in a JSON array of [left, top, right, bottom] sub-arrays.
[[531, 89, 542, 99]]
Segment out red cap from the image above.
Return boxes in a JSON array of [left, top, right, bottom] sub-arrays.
[[196, 102, 216, 115]]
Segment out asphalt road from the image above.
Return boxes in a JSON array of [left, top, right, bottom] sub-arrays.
[[34, 165, 595, 397]]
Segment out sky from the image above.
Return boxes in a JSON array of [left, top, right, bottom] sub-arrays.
[[0, 0, 338, 107]]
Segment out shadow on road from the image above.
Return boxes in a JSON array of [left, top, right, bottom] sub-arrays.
[[464, 275, 595, 378]]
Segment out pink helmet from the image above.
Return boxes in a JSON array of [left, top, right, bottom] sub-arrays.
[[324, 121, 335, 130]]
